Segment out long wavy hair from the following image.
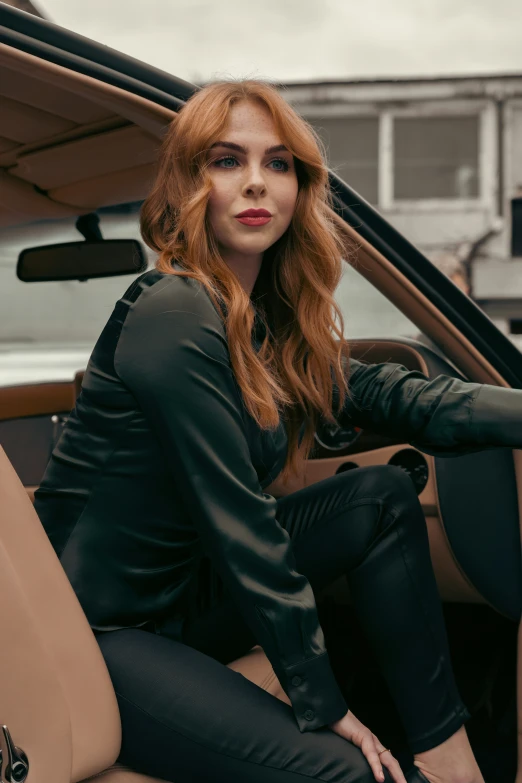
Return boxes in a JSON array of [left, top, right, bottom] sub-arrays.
[[140, 78, 356, 485]]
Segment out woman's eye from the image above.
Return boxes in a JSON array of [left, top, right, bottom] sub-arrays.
[[215, 156, 237, 168], [214, 156, 290, 172], [270, 158, 290, 172]]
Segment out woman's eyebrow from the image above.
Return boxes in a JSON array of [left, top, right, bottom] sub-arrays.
[[209, 141, 289, 155]]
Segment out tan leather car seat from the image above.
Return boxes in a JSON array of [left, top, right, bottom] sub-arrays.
[[0, 446, 287, 783]]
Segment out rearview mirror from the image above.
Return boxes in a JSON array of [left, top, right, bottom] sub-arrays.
[[17, 239, 147, 282]]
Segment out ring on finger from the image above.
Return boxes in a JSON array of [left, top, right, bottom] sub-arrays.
[[377, 748, 392, 757]]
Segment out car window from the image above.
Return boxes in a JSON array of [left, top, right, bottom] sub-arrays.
[[334, 262, 418, 340], [0, 201, 152, 387]]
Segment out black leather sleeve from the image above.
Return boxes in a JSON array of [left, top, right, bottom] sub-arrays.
[[114, 275, 348, 732], [341, 357, 522, 457]]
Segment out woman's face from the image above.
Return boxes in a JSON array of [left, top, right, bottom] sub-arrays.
[[206, 100, 298, 281]]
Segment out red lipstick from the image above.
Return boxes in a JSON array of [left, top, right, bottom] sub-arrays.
[[235, 208, 272, 226]]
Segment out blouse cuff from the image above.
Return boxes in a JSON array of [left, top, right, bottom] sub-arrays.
[[283, 651, 348, 732]]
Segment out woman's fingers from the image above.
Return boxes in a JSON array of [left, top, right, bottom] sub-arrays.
[[330, 714, 406, 783], [377, 748, 407, 783], [360, 733, 385, 781]]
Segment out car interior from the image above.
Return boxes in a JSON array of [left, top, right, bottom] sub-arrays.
[[0, 20, 520, 783]]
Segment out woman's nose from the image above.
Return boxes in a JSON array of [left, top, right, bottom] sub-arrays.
[[243, 177, 266, 195], [242, 164, 267, 191]]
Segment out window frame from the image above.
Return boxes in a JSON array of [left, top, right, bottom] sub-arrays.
[[381, 99, 495, 212], [302, 99, 495, 213]]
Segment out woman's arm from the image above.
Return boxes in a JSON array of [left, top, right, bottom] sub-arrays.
[[339, 357, 522, 457], [114, 275, 348, 733]]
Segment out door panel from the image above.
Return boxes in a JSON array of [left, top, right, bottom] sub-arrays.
[[0, 381, 74, 486], [0, 380, 74, 420]]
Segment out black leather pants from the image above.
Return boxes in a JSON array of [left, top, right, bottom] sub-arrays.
[[98, 465, 470, 782]]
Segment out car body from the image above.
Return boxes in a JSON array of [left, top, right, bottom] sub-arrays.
[[0, 4, 520, 783]]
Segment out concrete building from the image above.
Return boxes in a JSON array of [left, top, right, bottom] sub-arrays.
[[281, 74, 522, 339]]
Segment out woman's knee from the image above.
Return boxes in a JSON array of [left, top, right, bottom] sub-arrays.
[[350, 463, 420, 513]]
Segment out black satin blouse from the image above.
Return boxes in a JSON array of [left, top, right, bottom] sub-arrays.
[[34, 265, 522, 732]]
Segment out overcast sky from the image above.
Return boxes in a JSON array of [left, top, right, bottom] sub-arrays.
[[37, 0, 522, 85]]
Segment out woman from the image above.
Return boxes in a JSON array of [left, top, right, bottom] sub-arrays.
[[34, 79, 518, 783]]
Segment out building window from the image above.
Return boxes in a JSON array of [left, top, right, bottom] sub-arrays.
[[510, 318, 522, 334], [512, 198, 522, 258], [313, 117, 379, 204], [393, 116, 479, 200]]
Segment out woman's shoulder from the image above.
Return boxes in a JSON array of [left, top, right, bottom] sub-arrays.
[[123, 265, 224, 330], [114, 265, 231, 379]]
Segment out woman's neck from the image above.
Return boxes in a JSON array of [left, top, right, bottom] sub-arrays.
[[222, 254, 263, 297]]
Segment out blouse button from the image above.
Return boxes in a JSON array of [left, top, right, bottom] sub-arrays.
[[291, 676, 302, 686], [304, 709, 315, 721]]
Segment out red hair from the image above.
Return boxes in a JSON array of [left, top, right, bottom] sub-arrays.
[[140, 78, 355, 485]]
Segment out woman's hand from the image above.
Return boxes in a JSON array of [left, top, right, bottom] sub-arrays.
[[329, 710, 407, 783]]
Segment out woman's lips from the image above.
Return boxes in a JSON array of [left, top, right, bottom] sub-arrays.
[[235, 216, 272, 226]]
